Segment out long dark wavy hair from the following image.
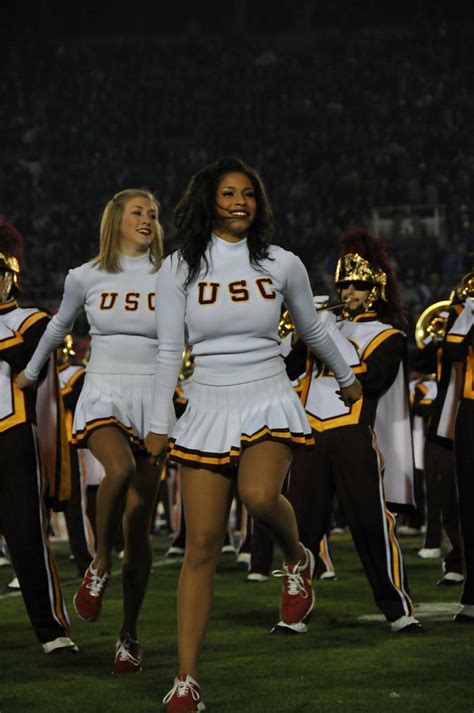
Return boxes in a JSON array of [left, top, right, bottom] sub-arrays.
[[174, 157, 274, 287]]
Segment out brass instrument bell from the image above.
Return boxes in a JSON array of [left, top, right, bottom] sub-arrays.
[[415, 300, 451, 349]]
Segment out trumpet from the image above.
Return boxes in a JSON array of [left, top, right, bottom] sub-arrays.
[[278, 298, 353, 339], [315, 298, 354, 312]]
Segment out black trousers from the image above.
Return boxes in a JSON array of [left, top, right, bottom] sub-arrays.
[[238, 508, 274, 575], [63, 447, 94, 576], [423, 439, 463, 574], [287, 425, 414, 622], [455, 400, 474, 605], [0, 423, 71, 643], [238, 505, 335, 578]]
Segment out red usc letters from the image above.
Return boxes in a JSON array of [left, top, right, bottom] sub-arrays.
[[99, 292, 155, 310], [197, 278, 276, 306]]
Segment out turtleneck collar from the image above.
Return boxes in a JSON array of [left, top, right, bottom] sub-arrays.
[[211, 234, 248, 250], [118, 251, 153, 270]]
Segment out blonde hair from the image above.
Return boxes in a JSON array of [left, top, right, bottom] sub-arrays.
[[93, 188, 164, 273]]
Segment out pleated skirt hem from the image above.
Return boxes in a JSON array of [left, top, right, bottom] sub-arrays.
[[169, 372, 314, 473]]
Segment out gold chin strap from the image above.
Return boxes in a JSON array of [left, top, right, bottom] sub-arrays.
[[335, 252, 388, 302], [364, 285, 381, 310], [0, 271, 14, 303], [0, 253, 20, 277]]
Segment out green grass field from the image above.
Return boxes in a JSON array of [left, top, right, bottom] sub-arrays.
[[1, 531, 473, 713]]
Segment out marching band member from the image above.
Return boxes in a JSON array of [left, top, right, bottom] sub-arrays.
[[283, 226, 421, 634], [443, 269, 474, 622], [57, 335, 95, 576], [411, 304, 464, 583], [237, 506, 274, 581], [406, 372, 433, 538], [16, 189, 174, 673], [0, 220, 78, 654], [145, 157, 361, 712]]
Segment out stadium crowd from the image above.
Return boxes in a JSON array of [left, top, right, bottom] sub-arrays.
[[1, 19, 473, 339], [1, 12, 474, 709]]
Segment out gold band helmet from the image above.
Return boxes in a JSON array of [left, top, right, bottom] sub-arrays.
[[335, 252, 388, 312], [333, 225, 405, 324], [0, 221, 23, 302]]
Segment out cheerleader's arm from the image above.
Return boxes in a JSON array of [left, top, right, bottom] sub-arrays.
[[149, 255, 187, 435]]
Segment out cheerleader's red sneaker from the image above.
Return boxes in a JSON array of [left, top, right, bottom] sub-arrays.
[[73, 564, 110, 622], [112, 634, 142, 674], [163, 674, 206, 712], [272, 545, 315, 626]]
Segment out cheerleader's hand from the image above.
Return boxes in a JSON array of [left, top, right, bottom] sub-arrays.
[[15, 370, 37, 390], [337, 378, 362, 406], [144, 432, 169, 464]]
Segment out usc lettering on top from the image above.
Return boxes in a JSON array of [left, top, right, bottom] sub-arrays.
[[99, 292, 155, 311], [197, 277, 276, 305]]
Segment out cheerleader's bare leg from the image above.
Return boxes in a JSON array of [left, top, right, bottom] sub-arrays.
[[87, 427, 136, 575], [177, 467, 234, 679], [119, 453, 163, 639], [238, 440, 305, 565]]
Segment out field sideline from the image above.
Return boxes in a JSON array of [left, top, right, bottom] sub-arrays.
[[1, 531, 472, 713]]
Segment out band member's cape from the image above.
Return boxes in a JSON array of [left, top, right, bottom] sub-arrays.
[[36, 353, 71, 511]]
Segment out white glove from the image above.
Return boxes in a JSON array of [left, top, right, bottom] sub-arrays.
[[313, 295, 330, 308]]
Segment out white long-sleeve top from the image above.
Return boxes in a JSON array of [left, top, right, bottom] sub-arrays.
[[25, 253, 158, 380], [149, 235, 354, 433]]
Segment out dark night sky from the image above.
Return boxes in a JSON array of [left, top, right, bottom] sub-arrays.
[[2, 0, 472, 38]]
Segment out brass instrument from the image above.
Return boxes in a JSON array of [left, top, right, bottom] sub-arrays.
[[456, 270, 474, 301], [278, 299, 352, 339], [57, 333, 76, 365], [278, 310, 295, 339], [415, 300, 451, 349], [316, 299, 353, 312], [179, 345, 194, 381]]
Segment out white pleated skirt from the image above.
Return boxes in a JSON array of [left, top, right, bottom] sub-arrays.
[[71, 372, 176, 449], [169, 370, 314, 473]]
